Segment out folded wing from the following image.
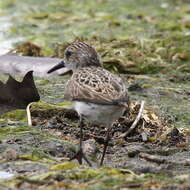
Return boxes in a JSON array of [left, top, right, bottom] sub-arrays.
[[64, 67, 129, 106]]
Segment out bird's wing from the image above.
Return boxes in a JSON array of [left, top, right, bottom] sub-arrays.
[[64, 67, 129, 106]]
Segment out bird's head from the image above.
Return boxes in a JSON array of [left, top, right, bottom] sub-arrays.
[[47, 41, 101, 74]]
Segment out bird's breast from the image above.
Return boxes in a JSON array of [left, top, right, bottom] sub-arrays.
[[74, 101, 125, 126]]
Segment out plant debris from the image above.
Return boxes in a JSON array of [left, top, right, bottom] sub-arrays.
[[0, 0, 190, 189]]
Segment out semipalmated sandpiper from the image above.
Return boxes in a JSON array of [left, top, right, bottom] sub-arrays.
[[47, 41, 130, 166]]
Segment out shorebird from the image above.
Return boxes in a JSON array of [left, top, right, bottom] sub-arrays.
[[47, 41, 130, 166]]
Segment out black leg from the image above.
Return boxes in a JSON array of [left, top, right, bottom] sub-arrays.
[[100, 127, 111, 166], [70, 116, 92, 166]]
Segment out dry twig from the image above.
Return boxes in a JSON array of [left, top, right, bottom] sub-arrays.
[[26, 103, 33, 126], [139, 152, 190, 166], [118, 100, 145, 138], [139, 153, 166, 164]]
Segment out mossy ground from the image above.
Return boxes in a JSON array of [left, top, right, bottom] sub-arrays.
[[0, 0, 190, 189]]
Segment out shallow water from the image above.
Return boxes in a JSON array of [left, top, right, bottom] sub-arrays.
[[0, 171, 14, 179]]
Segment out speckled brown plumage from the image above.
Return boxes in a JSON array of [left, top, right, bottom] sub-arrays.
[[64, 66, 129, 106]]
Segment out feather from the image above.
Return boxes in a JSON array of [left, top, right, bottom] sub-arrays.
[[64, 66, 129, 106]]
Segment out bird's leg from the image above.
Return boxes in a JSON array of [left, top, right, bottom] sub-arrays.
[[70, 116, 92, 167], [100, 127, 111, 166]]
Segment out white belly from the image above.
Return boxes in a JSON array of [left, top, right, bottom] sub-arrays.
[[74, 101, 125, 126]]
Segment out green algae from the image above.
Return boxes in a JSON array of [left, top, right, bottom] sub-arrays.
[[0, 0, 190, 189], [0, 110, 27, 122], [50, 162, 78, 171], [18, 151, 54, 162], [2, 166, 188, 190], [31, 101, 72, 110], [0, 125, 30, 141]]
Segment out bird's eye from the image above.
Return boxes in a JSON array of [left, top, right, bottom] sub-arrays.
[[65, 50, 72, 58]]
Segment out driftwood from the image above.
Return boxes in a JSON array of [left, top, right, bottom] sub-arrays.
[[0, 54, 67, 77]]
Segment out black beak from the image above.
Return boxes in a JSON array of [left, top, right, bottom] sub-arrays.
[[47, 60, 65, 74]]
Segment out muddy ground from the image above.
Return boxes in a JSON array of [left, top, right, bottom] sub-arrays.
[[0, 0, 190, 189], [0, 74, 189, 190]]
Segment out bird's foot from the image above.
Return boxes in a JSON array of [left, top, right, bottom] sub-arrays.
[[70, 149, 92, 167]]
